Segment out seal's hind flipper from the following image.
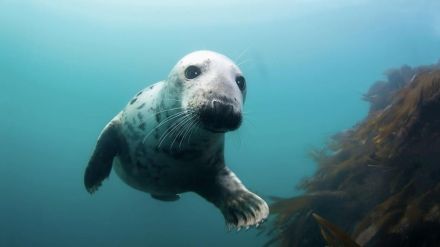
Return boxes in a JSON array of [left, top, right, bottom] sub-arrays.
[[195, 167, 269, 230], [151, 194, 180, 202], [84, 120, 120, 194]]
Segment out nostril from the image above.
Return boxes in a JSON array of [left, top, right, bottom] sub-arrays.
[[212, 100, 221, 114], [201, 100, 242, 132], [212, 99, 220, 108], [212, 100, 233, 114]]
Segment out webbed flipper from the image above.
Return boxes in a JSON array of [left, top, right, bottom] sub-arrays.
[[195, 167, 269, 230], [84, 120, 121, 193]]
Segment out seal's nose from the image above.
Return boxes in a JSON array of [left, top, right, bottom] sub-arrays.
[[212, 100, 233, 116], [199, 99, 242, 132]]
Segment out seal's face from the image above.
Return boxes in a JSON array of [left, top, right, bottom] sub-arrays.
[[168, 51, 246, 133]]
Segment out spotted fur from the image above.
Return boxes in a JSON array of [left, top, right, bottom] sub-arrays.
[[84, 50, 268, 230]]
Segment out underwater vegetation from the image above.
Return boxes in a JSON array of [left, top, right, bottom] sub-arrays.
[[264, 60, 440, 246], [312, 213, 360, 247]]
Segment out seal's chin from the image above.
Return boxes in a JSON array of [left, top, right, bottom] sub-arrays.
[[196, 100, 242, 133]]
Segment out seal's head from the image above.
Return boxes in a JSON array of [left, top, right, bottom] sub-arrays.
[[167, 50, 246, 133]]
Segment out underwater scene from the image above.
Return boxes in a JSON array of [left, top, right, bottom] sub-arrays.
[[1, 1, 440, 246]]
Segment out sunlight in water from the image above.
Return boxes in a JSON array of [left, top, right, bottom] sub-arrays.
[[16, 0, 371, 26]]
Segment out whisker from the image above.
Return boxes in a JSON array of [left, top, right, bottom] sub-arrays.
[[174, 115, 194, 150], [159, 115, 192, 150], [142, 110, 189, 144], [242, 110, 254, 116], [170, 114, 195, 151], [237, 59, 252, 67], [235, 47, 250, 64], [241, 112, 256, 129], [179, 114, 198, 150], [158, 112, 194, 149], [187, 119, 200, 145], [154, 106, 184, 116], [157, 115, 188, 149], [163, 98, 183, 102], [241, 109, 257, 130], [168, 115, 192, 151]]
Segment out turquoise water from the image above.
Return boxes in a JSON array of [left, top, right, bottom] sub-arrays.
[[1, 1, 439, 246]]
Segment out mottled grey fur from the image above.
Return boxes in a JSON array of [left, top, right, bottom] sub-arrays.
[[84, 51, 268, 229]]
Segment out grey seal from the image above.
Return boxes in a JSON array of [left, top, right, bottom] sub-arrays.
[[84, 50, 269, 229]]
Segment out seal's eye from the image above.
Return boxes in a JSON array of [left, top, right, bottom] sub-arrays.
[[184, 65, 202, 79], [235, 75, 246, 91]]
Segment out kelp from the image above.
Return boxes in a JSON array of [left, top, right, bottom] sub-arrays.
[[312, 213, 360, 247], [265, 60, 440, 246]]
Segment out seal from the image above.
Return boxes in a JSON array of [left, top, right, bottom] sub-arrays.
[[84, 50, 269, 229]]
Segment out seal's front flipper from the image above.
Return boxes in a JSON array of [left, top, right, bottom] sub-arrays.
[[151, 194, 180, 202], [84, 120, 120, 194], [195, 167, 269, 230]]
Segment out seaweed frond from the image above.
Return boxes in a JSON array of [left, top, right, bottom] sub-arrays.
[[264, 61, 440, 247]]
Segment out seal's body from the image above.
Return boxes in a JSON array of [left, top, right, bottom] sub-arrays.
[[84, 50, 268, 229]]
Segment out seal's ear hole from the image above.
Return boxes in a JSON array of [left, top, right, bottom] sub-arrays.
[[185, 65, 202, 79], [235, 75, 246, 91]]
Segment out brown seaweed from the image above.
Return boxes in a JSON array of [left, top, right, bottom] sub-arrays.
[[265, 60, 440, 246], [312, 213, 360, 247]]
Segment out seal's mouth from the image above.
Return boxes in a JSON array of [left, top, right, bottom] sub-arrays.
[[197, 99, 242, 133]]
